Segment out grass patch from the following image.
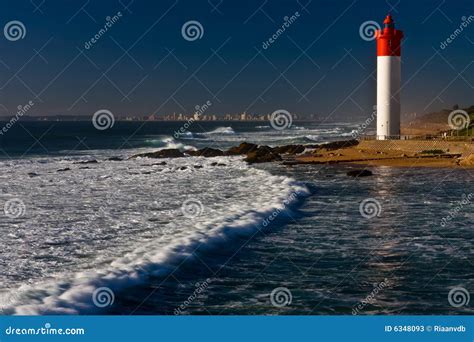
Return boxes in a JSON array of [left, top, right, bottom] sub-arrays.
[[420, 149, 445, 154]]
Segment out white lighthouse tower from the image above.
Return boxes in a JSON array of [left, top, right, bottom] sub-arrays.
[[376, 15, 404, 140]]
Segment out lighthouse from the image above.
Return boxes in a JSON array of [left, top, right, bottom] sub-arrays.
[[376, 15, 403, 140]]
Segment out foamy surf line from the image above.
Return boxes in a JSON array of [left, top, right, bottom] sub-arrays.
[[1, 163, 310, 315]]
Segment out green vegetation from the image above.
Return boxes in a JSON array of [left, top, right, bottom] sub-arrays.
[[420, 149, 445, 155]]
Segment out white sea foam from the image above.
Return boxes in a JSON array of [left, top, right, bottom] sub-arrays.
[[0, 153, 309, 314], [143, 136, 197, 151], [178, 127, 236, 141], [198, 126, 235, 135]]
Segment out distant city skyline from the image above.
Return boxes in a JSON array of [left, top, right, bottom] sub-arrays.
[[0, 0, 473, 122]]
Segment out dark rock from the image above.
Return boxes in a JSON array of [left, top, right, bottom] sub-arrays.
[[187, 147, 225, 157], [244, 146, 282, 164], [210, 162, 227, 166], [226, 142, 258, 155], [272, 144, 306, 155], [108, 157, 123, 161], [142, 171, 152, 175], [194, 165, 204, 169], [79, 167, 90, 170], [179, 166, 188, 170], [57, 168, 71, 172], [131, 149, 185, 159], [320, 139, 359, 151], [346, 169, 373, 177], [27, 172, 40, 177], [151, 161, 167, 166], [73, 160, 98, 164]]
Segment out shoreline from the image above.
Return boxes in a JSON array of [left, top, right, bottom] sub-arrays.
[[291, 140, 474, 168], [131, 139, 474, 169]]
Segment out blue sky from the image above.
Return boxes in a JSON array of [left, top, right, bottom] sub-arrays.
[[0, 0, 473, 121]]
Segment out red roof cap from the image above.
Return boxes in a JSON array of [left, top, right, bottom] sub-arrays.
[[383, 14, 393, 25]]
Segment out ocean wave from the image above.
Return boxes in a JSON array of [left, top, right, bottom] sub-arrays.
[[199, 126, 235, 135], [0, 157, 310, 315], [177, 127, 236, 141], [174, 131, 194, 138], [304, 135, 320, 141], [144, 137, 196, 151]]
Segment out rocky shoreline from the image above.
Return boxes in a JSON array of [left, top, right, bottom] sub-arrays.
[[131, 140, 360, 164], [130, 138, 474, 169], [25, 139, 473, 176]]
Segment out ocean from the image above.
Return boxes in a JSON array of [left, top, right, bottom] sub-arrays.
[[0, 121, 472, 315]]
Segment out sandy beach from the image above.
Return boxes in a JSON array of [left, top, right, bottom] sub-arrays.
[[290, 140, 474, 168]]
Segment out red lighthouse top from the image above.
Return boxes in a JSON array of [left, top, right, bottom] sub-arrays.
[[376, 14, 404, 56]]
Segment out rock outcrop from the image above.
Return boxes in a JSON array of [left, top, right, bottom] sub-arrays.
[[187, 147, 225, 157], [128, 139, 359, 165], [131, 149, 185, 159], [346, 169, 373, 177], [73, 160, 98, 164], [226, 142, 258, 155], [322, 139, 359, 150], [272, 144, 306, 155], [108, 157, 123, 161], [244, 146, 282, 164]]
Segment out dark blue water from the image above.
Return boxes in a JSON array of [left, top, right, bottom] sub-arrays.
[[110, 165, 474, 315], [0, 121, 356, 158], [1, 121, 472, 315]]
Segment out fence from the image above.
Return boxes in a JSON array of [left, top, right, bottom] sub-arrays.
[[360, 135, 473, 142]]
